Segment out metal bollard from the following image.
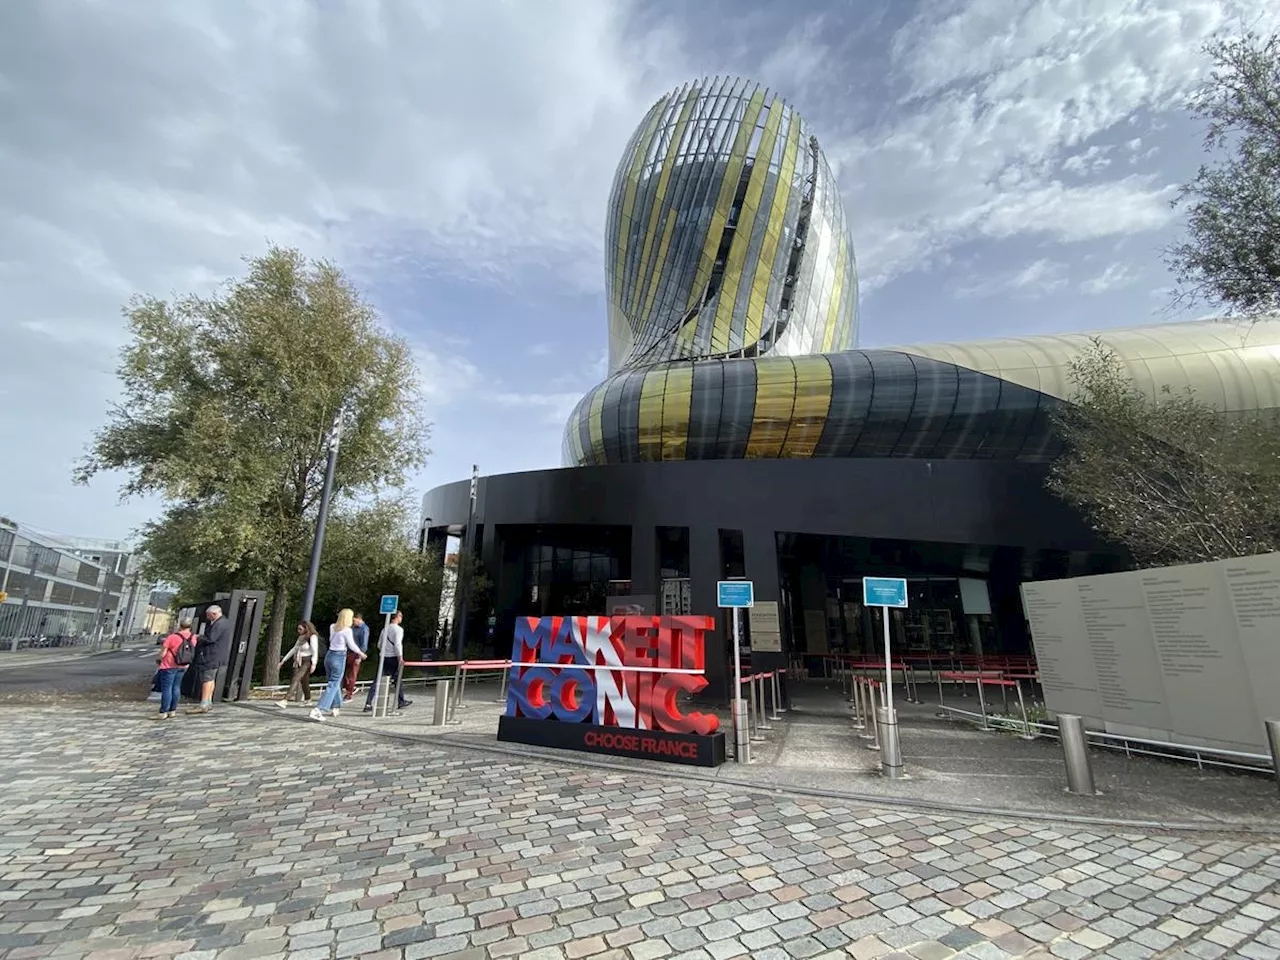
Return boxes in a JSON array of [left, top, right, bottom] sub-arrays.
[[748, 678, 765, 742], [1265, 719, 1280, 795], [733, 698, 751, 763], [877, 706, 904, 779], [433, 679, 452, 726], [1058, 714, 1095, 795]]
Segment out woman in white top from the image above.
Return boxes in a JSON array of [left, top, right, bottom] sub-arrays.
[[312, 609, 365, 721], [278, 621, 319, 708]]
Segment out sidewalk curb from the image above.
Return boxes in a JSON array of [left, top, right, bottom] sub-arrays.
[[239, 702, 1280, 839]]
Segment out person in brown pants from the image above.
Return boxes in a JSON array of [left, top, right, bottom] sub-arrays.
[[278, 621, 319, 707], [342, 613, 369, 702]]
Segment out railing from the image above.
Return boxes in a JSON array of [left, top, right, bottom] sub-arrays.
[[935, 703, 1275, 776]]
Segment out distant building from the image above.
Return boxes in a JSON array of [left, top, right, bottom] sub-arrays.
[[0, 517, 147, 644]]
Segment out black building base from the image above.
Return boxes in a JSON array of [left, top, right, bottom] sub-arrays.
[[497, 715, 727, 767]]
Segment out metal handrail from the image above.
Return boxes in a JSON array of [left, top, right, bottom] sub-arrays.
[[936, 704, 1275, 775]]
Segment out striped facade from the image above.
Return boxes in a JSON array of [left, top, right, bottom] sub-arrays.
[[567, 75, 1280, 468], [605, 79, 857, 373]]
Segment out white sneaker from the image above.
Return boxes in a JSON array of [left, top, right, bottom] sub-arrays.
[[277, 700, 288, 709], [308, 708, 325, 722], [330, 708, 340, 718]]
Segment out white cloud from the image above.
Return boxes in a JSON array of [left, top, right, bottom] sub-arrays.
[[4, 0, 1280, 539], [490, 392, 585, 427], [1081, 262, 1140, 294], [956, 257, 1068, 299], [826, 0, 1279, 288]]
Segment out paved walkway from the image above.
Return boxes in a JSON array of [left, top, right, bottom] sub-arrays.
[[266, 676, 1280, 830], [0, 703, 1278, 960]]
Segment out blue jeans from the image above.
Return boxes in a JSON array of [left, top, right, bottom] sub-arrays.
[[316, 650, 346, 711], [158, 667, 184, 714]]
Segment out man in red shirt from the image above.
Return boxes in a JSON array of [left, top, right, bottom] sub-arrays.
[[154, 618, 195, 720]]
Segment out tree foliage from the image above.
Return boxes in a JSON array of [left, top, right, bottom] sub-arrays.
[[76, 246, 430, 682], [1166, 31, 1280, 315], [1047, 338, 1280, 565]]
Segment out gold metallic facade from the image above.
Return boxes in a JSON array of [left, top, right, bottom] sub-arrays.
[[605, 78, 858, 373], [562, 319, 1280, 466]]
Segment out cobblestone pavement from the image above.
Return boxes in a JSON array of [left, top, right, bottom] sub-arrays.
[[1, 704, 1278, 960]]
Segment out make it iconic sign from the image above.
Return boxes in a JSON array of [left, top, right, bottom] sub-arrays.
[[496, 615, 726, 767]]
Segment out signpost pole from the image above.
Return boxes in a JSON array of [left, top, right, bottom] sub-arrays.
[[372, 595, 398, 719], [883, 607, 893, 717], [719, 580, 753, 765], [864, 577, 907, 780]]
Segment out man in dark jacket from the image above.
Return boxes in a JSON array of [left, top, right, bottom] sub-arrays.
[[188, 605, 232, 714]]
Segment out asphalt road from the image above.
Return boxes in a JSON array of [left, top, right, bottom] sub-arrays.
[[0, 646, 156, 698]]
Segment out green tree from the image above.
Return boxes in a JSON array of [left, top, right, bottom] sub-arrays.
[[1047, 338, 1280, 565], [76, 246, 430, 683], [1166, 31, 1280, 315], [308, 496, 448, 656]]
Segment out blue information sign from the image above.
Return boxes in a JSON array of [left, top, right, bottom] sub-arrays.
[[379, 594, 399, 615], [717, 580, 754, 609], [863, 577, 908, 608]]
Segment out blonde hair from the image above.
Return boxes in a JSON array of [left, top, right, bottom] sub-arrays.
[[335, 608, 354, 631]]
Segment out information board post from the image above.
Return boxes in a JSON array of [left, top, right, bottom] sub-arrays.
[[863, 577, 908, 779], [718, 580, 754, 764]]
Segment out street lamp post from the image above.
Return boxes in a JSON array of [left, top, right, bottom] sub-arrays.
[[300, 408, 344, 624], [454, 465, 478, 659]]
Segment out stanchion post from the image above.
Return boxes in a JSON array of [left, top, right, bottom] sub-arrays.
[[1265, 719, 1280, 795], [1058, 714, 1095, 796], [448, 665, 463, 725], [856, 680, 874, 739], [757, 675, 772, 731], [865, 685, 881, 751], [458, 663, 469, 709], [496, 663, 510, 704], [769, 672, 783, 720], [976, 678, 990, 730], [433, 678, 451, 726], [748, 676, 765, 742]]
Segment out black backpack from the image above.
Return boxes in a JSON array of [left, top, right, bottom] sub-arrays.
[[173, 632, 197, 667]]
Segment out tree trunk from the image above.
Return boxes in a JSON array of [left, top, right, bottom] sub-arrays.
[[262, 578, 289, 687]]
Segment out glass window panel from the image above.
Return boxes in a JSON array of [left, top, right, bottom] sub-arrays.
[[717, 359, 757, 459], [780, 356, 833, 457], [659, 363, 694, 460], [614, 369, 647, 463], [636, 368, 668, 461], [892, 357, 958, 458], [686, 362, 724, 459], [815, 351, 874, 456], [745, 358, 796, 458], [851, 353, 918, 456], [933, 368, 1001, 457]]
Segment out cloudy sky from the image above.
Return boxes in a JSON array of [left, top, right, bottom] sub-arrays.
[[1, 0, 1275, 542]]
